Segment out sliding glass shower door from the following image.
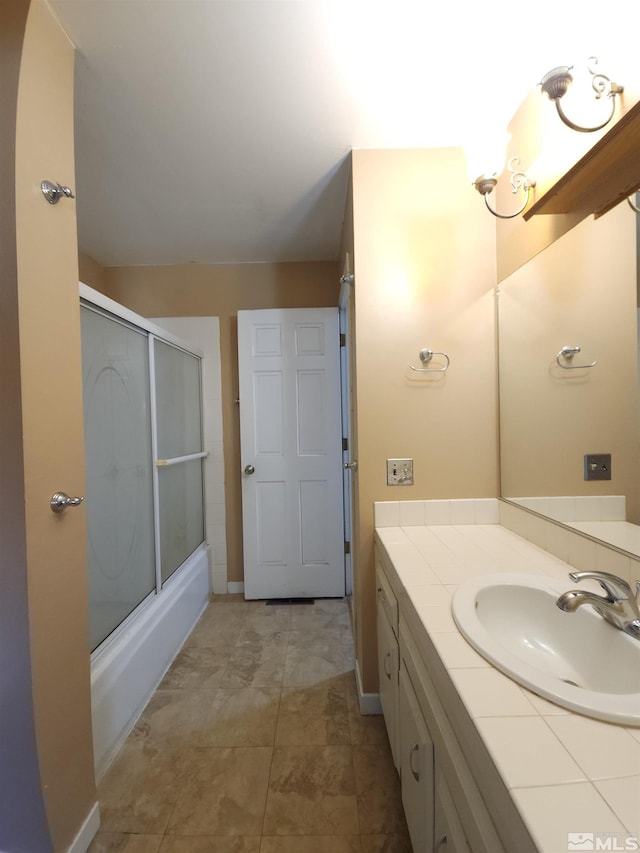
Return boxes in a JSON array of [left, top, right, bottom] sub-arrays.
[[154, 338, 205, 584], [81, 301, 205, 652]]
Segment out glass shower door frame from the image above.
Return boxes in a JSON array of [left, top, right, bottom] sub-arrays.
[[80, 284, 207, 655], [148, 334, 208, 592]]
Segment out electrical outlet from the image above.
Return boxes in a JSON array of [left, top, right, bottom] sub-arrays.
[[387, 458, 414, 486], [584, 453, 612, 481]]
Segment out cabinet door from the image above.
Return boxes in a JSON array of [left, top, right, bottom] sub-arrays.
[[434, 767, 472, 853], [399, 666, 434, 852], [377, 601, 399, 768]]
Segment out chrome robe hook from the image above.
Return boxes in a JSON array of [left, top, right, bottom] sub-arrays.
[[41, 180, 75, 204]]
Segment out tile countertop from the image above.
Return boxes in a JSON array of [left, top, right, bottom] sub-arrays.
[[375, 523, 640, 853]]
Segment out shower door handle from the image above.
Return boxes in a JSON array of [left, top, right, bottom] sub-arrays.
[[50, 492, 84, 513]]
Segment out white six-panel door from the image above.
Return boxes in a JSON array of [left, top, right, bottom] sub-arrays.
[[238, 308, 344, 599]]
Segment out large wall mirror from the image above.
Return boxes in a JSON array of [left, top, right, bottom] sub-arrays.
[[498, 198, 640, 557]]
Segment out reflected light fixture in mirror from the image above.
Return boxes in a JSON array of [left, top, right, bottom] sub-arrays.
[[539, 56, 624, 133]]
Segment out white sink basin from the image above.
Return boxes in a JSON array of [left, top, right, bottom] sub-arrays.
[[451, 573, 640, 726]]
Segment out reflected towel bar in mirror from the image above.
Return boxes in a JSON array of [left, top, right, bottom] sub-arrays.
[[556, 345, 598, 370], [409, 348, 450, 372]]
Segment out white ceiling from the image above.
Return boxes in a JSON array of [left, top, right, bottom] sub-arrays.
[[49, 0, 625, 267]]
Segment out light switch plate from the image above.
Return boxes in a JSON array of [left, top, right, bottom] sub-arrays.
[[387, 458, 414, 486], [584, 453, 612, 481]]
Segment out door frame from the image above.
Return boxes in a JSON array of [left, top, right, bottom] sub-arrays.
[[340, 271, 355, 596]]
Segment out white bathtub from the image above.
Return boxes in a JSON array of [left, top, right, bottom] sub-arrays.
[[90, 544, 210, 780]]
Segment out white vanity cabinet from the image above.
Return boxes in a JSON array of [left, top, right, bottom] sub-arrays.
[[376, 560, 400, 768], [399, 664, 434, 852], [375, 540, 507, 853]]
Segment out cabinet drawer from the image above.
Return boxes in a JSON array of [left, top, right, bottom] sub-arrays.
[[376, 563, 398, 639], [377, 600, 400, 768], [435, 766, 472, 853], [399, 665, 434, 852], [400, 626, 506, 853]]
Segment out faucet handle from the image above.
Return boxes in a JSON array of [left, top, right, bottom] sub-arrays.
[[568, 570, 633, 602]]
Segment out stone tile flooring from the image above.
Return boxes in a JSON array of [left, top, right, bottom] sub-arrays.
[[88, 595, 411, 852]]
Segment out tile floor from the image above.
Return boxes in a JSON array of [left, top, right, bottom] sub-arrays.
[[88, 595, 411, 853]]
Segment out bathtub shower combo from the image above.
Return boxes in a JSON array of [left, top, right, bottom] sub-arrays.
[[80, 284, 210, 778]]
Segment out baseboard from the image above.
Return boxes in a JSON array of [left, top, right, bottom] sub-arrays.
[[227, 581, 245, 594], [355, 658, 382, 715], [66, 801, 100, 853]]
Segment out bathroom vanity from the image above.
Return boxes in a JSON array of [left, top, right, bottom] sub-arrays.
[[375, 500, 640, 853]]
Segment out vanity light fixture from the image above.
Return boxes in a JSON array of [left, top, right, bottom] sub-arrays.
[[628, 195, 640, 214], [472, 156, 536, 219], [539, 57, 623, 133]]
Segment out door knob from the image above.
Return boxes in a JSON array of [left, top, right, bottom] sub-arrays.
[[344, 460, 358, 472], [50, 492, 84, 513], [244, 464, 255, 475]]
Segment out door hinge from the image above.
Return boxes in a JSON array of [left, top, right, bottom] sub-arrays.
[[344, 541, 351, 555], [342, 437, 348, 452], [340, 333, 346, 347]]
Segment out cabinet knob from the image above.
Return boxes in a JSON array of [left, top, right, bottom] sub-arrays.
[[383, 652, 392, 679], [409, 743, 420, 782]]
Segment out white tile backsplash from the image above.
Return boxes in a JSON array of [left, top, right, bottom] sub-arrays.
[[423, 500, 451, 525], [450, 499, 477, 524], [567, 531, 598, 574], [375, 499, 500, 528], [398, 500, 426, 527], [474, 498, 500, 524], [498, 500, 640, 581], [374, 501, 401, 528]]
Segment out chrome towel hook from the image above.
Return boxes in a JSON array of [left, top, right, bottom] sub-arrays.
[[556, 345, 597, 370], [41, 180, 75, 204], [409, 348, 450, 373], [50, 491, 84, 513]]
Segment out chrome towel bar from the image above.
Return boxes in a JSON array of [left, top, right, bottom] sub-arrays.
[[409, 348, 450, 373]]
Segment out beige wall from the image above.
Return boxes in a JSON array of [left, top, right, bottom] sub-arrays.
[[496, 60, 640, 282], [499, 199, 640, 521], [79, 250, 106, 292], [14, 0, 97, 849], [102, 261, 340, 583], [349, 148, 498, 691], [0, 0, 53, 848]]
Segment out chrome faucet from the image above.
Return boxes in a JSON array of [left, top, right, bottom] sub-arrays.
[[556, 571, 640, 640]]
